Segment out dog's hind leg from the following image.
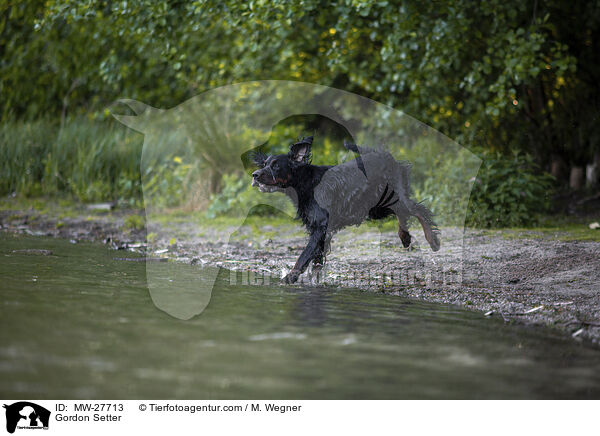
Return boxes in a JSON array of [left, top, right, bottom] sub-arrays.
[[397, 215, 412, 248], [412, 202, 441, 252], [390, 195, 440, 251], [389, 162, 440, 251], [388, 201, 412, 248]]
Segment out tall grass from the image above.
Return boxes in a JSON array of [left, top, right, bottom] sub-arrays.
[[0, 118, 555, 228], [0, 118, 144, 205]]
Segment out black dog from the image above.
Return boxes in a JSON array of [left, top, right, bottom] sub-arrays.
[[251, 136, 440, 284]]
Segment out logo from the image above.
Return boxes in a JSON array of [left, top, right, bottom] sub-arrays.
[[3, 402, 50, 434]]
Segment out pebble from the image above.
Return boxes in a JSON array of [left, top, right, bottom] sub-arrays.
[[12, 249, 53, 256], [113, 257, 168, 262]]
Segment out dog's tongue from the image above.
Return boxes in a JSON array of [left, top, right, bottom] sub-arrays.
[[251, 178, 279, 193]]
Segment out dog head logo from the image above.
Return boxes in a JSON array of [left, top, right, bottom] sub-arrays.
[[112, 80, 481, 319], [3, 402, 50, 433]]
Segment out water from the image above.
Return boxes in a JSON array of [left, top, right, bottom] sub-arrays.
[[1, 234, 599, 399]]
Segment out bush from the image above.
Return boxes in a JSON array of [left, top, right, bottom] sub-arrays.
[[142, 155, 195, 209], [466, 151, 555, 228], [123, 214, 145, 230]]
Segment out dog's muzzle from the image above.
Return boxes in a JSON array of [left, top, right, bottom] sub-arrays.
[[252, 170, 280, 193]]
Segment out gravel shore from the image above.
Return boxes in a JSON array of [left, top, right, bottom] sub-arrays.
[[2, 204, 599, 345]]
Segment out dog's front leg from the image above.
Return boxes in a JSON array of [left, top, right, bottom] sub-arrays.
[[284, 226, 327, 284]]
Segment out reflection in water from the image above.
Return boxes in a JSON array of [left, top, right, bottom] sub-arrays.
[[292, 288, 330, 327], [1, 234, 599, 399]]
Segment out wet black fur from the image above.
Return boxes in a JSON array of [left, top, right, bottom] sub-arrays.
[[251, 136, 439, 284]]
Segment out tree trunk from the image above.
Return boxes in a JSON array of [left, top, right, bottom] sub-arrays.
[[550, 154, 568, 182], [569, 166, 585, 190], [586, 164, 598, 187], [587, 151, 600, 187]]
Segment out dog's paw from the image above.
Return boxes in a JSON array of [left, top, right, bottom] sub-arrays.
[[399, 230, 412, 248], [283, 270, 300, 284]]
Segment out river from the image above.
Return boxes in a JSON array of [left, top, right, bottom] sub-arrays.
[[1, 234, 599, 399]]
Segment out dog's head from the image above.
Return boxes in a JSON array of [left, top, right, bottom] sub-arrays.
[[251, 136, 313, 192]]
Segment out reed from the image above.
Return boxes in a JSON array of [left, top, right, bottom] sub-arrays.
[[0, 118, 144, 205]]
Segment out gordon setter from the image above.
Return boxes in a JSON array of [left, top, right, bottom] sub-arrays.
[[251, 136, 440, 283]]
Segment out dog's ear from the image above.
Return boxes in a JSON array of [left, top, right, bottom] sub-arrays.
[[251, 150, 268, 167], [289, 136, 313, 163]]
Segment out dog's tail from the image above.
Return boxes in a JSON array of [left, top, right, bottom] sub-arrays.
[[412, 201, 441, 252], [343, 141, 380, 155]]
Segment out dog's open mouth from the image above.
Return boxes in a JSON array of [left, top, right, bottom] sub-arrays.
[[251, 178, 280, 193]]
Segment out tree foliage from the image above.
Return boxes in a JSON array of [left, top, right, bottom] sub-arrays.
[[1, 0, 598, 170]]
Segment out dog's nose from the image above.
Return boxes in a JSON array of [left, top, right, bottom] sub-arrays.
[[252, 170, 260, 179]]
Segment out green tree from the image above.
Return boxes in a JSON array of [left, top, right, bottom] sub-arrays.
[[1, 0, 598, 176]]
